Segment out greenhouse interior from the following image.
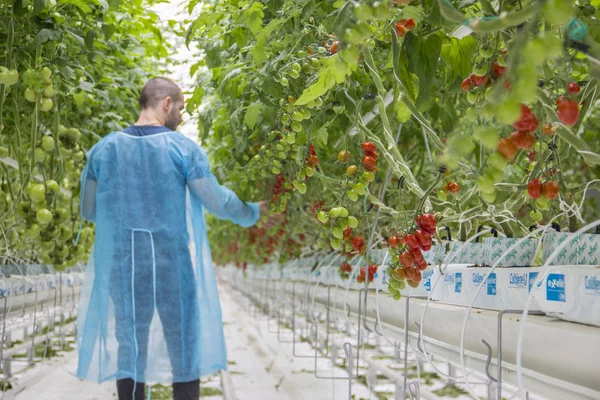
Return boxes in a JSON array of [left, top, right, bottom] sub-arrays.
[[1, 0, 600, 399]]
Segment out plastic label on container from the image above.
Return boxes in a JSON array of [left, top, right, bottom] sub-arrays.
[[455, 272, 462, 293], [584, 275, 600, 295], [509, 272, 528, 288], [487, 273, 497, 296], [547, 273, 566, 302], [424, 271, 432, 292], [528, 272, 539, 293], [472, 272, 485, 287]]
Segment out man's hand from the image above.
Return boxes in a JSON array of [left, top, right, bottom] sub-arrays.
[[259, 201, 284, 229]]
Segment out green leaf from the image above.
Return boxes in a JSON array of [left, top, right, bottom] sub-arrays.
[[250, 18, 284, 63], [440, 35, 477, 79], [59, 0, 91, 13], [85, 30, 95, 50], [296, 48, 359, 105], [34, 29, 62, 46], [186, 12, 224, 47], [395, 100, 412, 123], [244, 2, 264, 34], [315, 121, 331, 147], [244, 102, 265, 129], [400, 5, 426, 21], [404, 32, 442, 109]]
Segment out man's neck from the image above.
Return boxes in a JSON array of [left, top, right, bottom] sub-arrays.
[[135, 110, 164, 126]]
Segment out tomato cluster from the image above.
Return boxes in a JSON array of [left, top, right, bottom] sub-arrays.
[[357, 263, 378, 284], [528, 179, 559, 200], [361, 142, 378, 172], [394, 18, 416, 38]]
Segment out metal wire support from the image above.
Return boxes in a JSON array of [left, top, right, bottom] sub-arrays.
[[495, 310, 544, 400], [402, 295, 427, 400]]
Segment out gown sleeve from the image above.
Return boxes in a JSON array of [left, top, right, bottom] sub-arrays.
[[186, 144, 260, 228], [79, 144, 99, 222]]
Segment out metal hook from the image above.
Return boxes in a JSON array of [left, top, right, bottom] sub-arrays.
[[481, 339, 498, 383]]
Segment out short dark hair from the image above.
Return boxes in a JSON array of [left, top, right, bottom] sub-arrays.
[[139, 77, 182, 110]]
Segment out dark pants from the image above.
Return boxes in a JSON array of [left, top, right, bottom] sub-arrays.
[[117, 378, 200, 400]]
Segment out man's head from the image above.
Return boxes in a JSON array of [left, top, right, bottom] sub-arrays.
[[139, 77, 184, 130]]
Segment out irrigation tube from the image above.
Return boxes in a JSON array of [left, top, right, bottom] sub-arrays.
[[513, 218, 600, 399]]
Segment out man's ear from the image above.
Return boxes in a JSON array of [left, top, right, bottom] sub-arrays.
[[163, 96, 172, 111]]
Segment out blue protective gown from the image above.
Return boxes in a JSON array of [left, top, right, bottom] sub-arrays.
[[76, 129, 260, 384]]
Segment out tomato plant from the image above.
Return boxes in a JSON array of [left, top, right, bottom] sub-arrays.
[[178, 0, 600, 294]]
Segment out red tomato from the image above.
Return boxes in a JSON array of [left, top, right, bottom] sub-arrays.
[[447, 182, 460, 193], [388, 236, 398, 248], [361, 142, 377, 154], [558, 99, 580, 126], [461, 77, 472, 92], [394, 23, 407, 38], [543, 124, 555, 136], [470, 73, 486, 87], [362, 156, 377, 172], [497, 138, 518, 160], [509, 130, 536, 150], [404, 234, 419, 250], [567, 82, 581, 94], [543, 181, 560, 199], [528, 151, 536, 163], [527, 179, 543, 199], [330, 41, 339, 54], [368, 264, 378, 275], [399, 251, 414, 268], [513, 104, 539, 133], [399, 18, 416, 30], [492, 62, 507, 78]]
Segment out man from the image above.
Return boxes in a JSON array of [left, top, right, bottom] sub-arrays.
[[76, 77, 276, 400]]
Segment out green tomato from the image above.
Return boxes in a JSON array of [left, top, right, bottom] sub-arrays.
[[488, 152, 508, 170], [41, 135, 55, 151], [292, 62, 302, 73], [43, 84, 55, 97], [353, 182, 366, 195], [280, 77, 289, 87], [0, 68, 19, 86], [281, 114, 290, 124], [530, 210, 543, 221], [329, 207, 341, 218], [339, 207, 349, 218], [277, 151, 287, 159], [478, 175, 496, 194], [25, 224, 42, 239], [35, 148, 46, 162], [29, 184, 46, 203], [481, 189, 497, 203], [304, 166, 314, 177], [362, 171, 375, 183], [332, 227, 344, 239], [36, 208, 53, 224], [41, 66, 52, 82], [40, 98, 53, 112], [306, 100, 315, 109], [46, 180, 59, 194], [330, 238, 341, 250], [291, 121, 303, 132], [347, 190, 359, 202], [292, 111, 304, 121], [302, 108, 311, 119], [535, 196, 551, 210], [310, 58, 321, 69], [317, 211, 329, 224], [347, 216, 358, 228], [285, 134, 296, 144], [59, 226, 72, 241], [293, 181, 307, 194], [271, 166, 281, 175], [467, 92, 478, 105], [465, 107, 479, 122], [437, 190, 447, 201], [494, 97, 521, 125], [289, 69, 300, 79], [392, 291, 402, 301], [314, 98, 323, 107], [480, 46, 494, 59], [25, 88, 37, 102]]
